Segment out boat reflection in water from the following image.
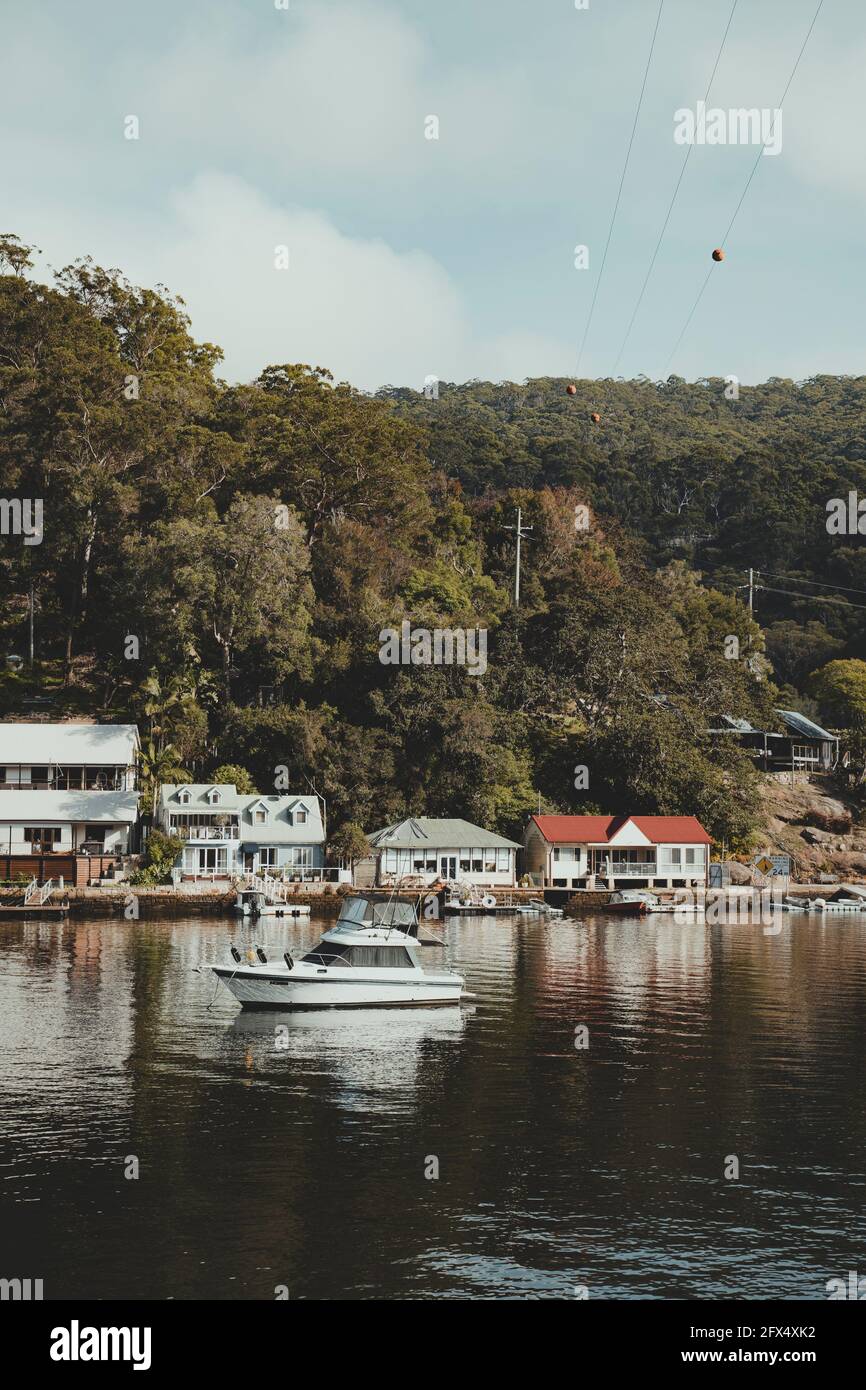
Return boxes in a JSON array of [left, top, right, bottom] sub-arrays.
[[225, 1004, 470, 1106]]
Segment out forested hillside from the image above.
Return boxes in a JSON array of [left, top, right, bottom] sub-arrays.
[[381, 375, 866, 690], [2, 233, 864, 849]]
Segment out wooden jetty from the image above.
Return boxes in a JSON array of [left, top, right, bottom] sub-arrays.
[[0, 876, 70, 918]]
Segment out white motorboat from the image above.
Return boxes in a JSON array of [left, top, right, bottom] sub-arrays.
[[234, 887, 310, 919], [213, 895, 466, 1009]]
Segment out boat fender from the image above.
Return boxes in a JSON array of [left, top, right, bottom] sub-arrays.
[[256, 946, 268, 964], [246, 947, 257, 964], [481, 894, 496, 909], [283, 951, 294, 971], [230, 946, 241, 963]]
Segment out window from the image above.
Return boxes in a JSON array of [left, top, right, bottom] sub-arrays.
[[472, 858, 482, 873], [300, 943, 413, 968], [198, 847, 227, 870], [553, 848, 560, 861], [669, 848, 681, 866], [179, 791, 191, 805], [24, 827, 61, 851], [259, 847, 278, 868], [289, 847, 312, 868], [30, 766, 49, 786], [254, 809, 267, 824], [685, 848, 695, 865], [425, 858, 437, 871], [459, 858, 470, 871], [209, 790, 220, 804], [302, 940, 352, 965], [348, 945, 413, 968], [296, 809, 307, 824], [84, 825, 106, 845]]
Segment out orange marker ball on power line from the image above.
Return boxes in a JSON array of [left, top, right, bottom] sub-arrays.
[[712, 248, 725, 262]]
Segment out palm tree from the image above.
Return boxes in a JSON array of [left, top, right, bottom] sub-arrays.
[[138, 739, 189, 819]]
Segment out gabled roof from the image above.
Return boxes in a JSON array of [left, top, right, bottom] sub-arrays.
[[368, 817, 520, 850], [160, 783, 240, 811], [530, 814, 712, 845], [237, 794, 324, 845], [712, 710, 838, 742], [0, 722, 139, 763], [0, 790, 139, 822], [776, 709, 838, 742]]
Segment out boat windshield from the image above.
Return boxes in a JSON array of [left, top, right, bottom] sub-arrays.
[[336, 897, 418, 931]]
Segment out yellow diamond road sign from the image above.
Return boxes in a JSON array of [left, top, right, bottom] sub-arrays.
[[755, 857, 775, 875]]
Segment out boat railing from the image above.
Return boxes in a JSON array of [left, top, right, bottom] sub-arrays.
[[301, 951, 351, 967]]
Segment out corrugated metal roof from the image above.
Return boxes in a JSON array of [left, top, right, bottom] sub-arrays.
[[776, 709, 838, 741], [160, 783, 239, 811], [0, 790, 139, 822], [160, 787, 325, 842], [0, 723, 139, 763], [368, 817, 520, 850]]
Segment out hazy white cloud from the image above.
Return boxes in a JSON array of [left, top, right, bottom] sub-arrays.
[[113, 1, 548, 187], [10, 169, 570, 389], [145, 173, 572, 388]]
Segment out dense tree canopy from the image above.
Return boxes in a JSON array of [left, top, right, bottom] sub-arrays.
[[3, 241, 862, 849]]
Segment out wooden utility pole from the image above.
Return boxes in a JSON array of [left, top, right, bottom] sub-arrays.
[[504, 507, 533, 607]]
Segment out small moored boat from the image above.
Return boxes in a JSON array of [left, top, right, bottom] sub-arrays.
[[213, 894, 466, 1009], [234, 887, 311, 919], [606, 889, 666, 915]]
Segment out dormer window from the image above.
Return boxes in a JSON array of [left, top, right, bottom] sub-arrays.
[[179, 790, 191, 805], [208, 790, 220, 804], [254, 809, 267, 825], [296, 809, 307, 824]]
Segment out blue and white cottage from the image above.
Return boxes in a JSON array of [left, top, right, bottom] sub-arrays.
[[157, 784, 325, 880]]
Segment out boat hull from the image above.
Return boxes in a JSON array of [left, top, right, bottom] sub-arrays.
[[213, 965, 464, 1009]]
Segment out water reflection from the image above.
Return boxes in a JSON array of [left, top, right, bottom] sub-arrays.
[[1, 909, 865, 1299]]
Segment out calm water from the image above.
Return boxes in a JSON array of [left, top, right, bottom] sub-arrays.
[[1, 909, 865, 1301]]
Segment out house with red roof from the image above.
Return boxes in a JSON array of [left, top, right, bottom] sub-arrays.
[[523, 814, 712, 890]]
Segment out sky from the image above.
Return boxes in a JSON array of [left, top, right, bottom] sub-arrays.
[[1, 0, 862, 390]]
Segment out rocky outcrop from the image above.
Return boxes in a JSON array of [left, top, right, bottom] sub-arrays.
[[751, 776, 866, 881]]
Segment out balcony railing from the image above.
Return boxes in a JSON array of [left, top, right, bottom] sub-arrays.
[[171, 825, 239, 841], [591, 861, 658, 877]]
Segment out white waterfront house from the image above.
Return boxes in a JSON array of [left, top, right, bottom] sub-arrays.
[[158, 784, 326, 880], [0, 723, 140, 872], [366, 817, 519, 887], [523, 815, 712, 890]]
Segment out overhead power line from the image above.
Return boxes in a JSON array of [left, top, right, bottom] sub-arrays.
[[611, 0, 740, 375], [663, 0, 826, 376], [756, 583, 866, 611], [576, 0, 666, 376]]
